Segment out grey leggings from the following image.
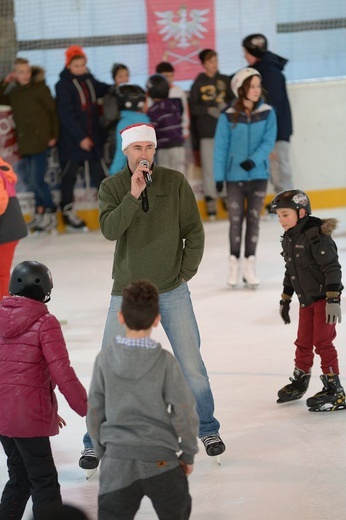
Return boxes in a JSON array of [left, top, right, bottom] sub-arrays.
[[226, 179, 267, 258]]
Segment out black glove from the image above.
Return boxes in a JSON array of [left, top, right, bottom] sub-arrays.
[[215, 181, 224, 193], [280, 299, 291, 324], [326, 297, 342, 324], [240, 159, 255, 171]]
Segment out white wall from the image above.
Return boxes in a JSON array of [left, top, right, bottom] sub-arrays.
[[288, 78, 346, 191]]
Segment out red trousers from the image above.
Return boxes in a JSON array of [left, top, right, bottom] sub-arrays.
[[294, 298, 338, 374], [0, 240, 18, 299]]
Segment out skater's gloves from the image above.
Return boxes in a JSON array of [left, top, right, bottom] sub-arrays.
[[280, 294, 291, 324], [215, 181, 224, 193], [240, 159, 255, 171], [326, 292, 341, 324]]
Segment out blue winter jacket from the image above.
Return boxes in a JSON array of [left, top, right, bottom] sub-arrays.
[[213, 99, 277, 183]]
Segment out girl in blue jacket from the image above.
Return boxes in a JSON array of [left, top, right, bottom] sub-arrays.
[[213, 67, 277, 288]]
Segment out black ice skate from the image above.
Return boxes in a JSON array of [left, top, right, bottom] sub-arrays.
[[79, 447, 99, 479], [63, 204, 89, 232], [307, 374, 346, 412], [277, 367, 311, 403], [200, 433, 226, 465]]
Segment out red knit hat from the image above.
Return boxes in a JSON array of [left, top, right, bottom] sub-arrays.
[[65, 45, 87, 67]]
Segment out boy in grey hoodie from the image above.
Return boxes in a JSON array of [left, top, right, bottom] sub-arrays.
[[87, 280, 198, 520]]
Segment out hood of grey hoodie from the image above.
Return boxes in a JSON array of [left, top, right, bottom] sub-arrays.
[[105, 340, 163, 381]]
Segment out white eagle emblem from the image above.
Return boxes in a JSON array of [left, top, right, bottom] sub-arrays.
[[155, 7, 210, 48]]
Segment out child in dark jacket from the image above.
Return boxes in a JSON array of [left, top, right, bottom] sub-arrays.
[[55, 45, 110, 231], [146, 73, 185, 174], [87, 280, 198, 520], [0, 261, 87, 519], [271, 189, 344, 412], [0, 58, 59, 232]]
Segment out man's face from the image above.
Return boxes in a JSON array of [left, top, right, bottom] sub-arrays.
[[123, 141, 156, 172], [243, 49, 258, 66], [14, 63, 31, 86], [68, 57, 87, 76]]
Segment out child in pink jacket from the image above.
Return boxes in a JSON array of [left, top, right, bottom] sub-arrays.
[[0, 261, 87, 519]]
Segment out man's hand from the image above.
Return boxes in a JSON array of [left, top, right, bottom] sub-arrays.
[[130, 163, 149, 199], [207, 107, 220, 119], [280, 299, 291, 324]]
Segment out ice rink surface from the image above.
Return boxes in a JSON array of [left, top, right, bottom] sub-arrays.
[[1, 208, 346, 520]]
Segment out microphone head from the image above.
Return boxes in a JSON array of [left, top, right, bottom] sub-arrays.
[[139, 160, 150, 168]]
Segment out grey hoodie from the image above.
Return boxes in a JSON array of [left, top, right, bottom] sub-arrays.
[[87, 341, 199, 465]]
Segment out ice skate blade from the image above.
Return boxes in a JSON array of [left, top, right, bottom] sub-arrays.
[[277, 396, 303, 403], [85, 468, 98, 480], [242, 279, 259, 290], [65, 226, 89, 233], [308, 402, 346, 412]]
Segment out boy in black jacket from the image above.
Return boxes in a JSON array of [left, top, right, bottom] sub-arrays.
[[271, 190, 344, 412]]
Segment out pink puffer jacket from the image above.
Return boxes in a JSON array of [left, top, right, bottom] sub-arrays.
[[0, 295, 87, 437]]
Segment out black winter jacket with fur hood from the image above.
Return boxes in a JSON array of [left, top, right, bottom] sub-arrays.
[[281, 215, 343, 307]]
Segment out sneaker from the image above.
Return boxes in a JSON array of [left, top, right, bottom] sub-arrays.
[[200, 433, 226, 457], [79, 447, 99, 470], [63, 203, 88, 232]]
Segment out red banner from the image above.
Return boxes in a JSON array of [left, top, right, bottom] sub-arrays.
[[146, 0, 215, 81]]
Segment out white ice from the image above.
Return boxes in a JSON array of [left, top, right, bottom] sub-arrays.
[[1, 208, 346, 520]]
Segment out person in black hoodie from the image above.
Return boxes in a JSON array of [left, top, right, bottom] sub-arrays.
[[242, 34, 293, 196], [270, 189, 344, 412], [55, 46, 110, 231]]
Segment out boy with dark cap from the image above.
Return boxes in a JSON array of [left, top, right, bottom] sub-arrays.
[[87, 280, 199, 520], [189, 49, 233, 218], [242, 34, 293, 197]]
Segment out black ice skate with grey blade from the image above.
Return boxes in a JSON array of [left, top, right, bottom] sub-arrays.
[[307, 374, 346, 412], [79, 447, 99, 479], [200, 433, 225, 465], [277, 368, 311, 403]]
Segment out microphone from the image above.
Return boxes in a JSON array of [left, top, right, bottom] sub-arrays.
[[139, 160, 152, 187]]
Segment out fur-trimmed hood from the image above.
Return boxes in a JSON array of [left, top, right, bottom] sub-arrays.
[[320, 218, 338, 236]]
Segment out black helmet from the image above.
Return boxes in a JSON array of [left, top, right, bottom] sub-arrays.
[[9, 261, 53, 302], [116, 84, 146, 111], [271, 190, 311, 214], [146, 74, 169, 99], [242, 34, 268, 58]]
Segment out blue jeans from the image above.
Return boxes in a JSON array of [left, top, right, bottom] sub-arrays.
[[21, 150, 56, 210], [83, 283, 220, 447]]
